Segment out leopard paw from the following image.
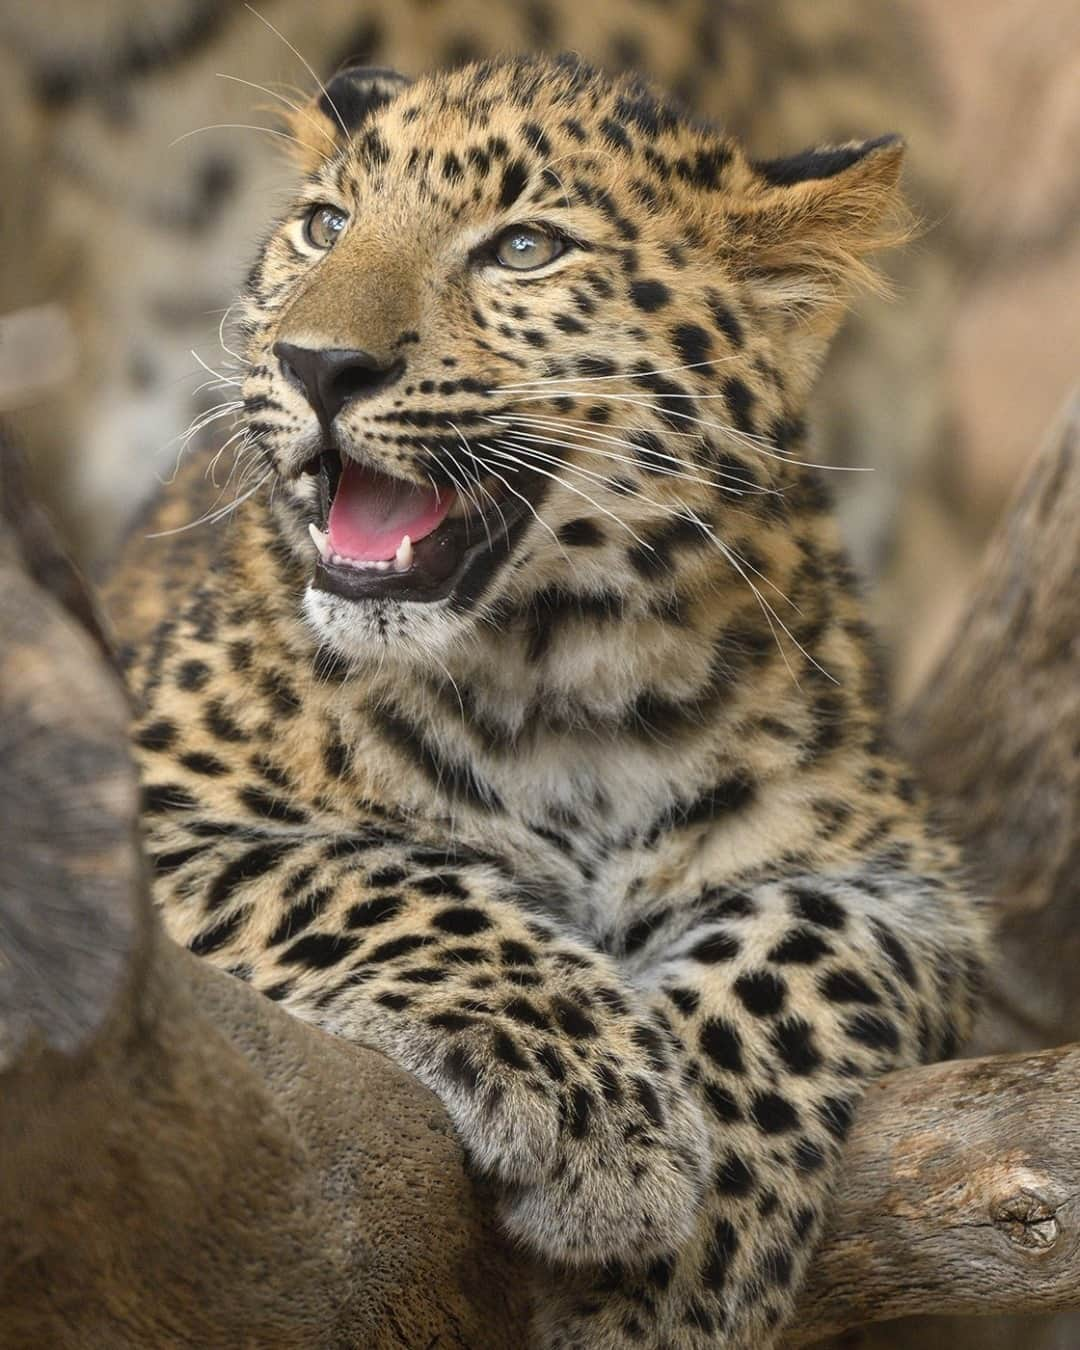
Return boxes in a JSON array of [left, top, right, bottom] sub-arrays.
[[498, 1071, 710, 1266]]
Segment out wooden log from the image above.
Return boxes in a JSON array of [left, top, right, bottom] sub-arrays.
[[0, 447, 531, 1348], [789, 1045, 1080, 1344]]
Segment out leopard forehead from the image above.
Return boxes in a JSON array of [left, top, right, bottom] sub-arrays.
[[244, 57, 761, 387], [244, 50, 900, 443], [304, 55, 743, 217]]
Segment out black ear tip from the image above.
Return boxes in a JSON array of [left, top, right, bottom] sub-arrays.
[[754, 134, 905, 188], [329, 63, 410, 86], [319, 66, 412, 134], [864, 133, 905, 154]]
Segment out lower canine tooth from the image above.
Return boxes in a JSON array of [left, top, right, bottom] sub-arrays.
[[308, 524, 330, 561], [394, 534, 413, 572]]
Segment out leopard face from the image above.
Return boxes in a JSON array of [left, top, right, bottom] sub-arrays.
[[238, 55, 904, 668]]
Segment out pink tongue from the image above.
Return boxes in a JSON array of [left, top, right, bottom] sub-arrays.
[[327, 460, 453, 561]]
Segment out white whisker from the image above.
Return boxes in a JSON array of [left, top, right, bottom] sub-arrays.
[[161, 401, 245, 480], [217, 303, 251, 367], [487, 413, 772, 495], [169, 122, 324, 158], [205, 426, 251, 487], [435, 434, 491, 548], [145, 469, 271, 539], [456, 441, 568, 556], [177, 400, 244, 444], [166, 401, 251, 480], [715, 539, 834, 685], [501, 391, 870, 472], [483, 443, 651, 550], [494, 430, 804, 616], [449, 424, 502, 551], [491, 356, 741, 390], [214, 72, 338, 148], [429, 653, 467, 728], [190, 350, 243, 386], [534, 161, 572, 213], [242, 4, 349, 141], [192, 375, 242, 398]]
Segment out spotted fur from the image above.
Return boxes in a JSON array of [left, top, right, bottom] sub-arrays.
[[112, 56, 986, 1350]]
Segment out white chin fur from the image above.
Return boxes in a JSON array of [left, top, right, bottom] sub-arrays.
[[302, 583, 461, 667]]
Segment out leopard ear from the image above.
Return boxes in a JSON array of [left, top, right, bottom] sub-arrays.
[[723, 134, 911, 344], [285, 66, 412, 173]]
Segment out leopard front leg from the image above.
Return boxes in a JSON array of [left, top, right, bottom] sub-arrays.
[[534, 870, 984, 1349], [216, 853, 712, 1268]]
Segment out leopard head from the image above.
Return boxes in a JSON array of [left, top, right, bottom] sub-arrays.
[[237, 55, 907, 667]]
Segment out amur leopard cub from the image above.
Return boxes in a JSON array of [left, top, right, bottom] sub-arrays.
[[116, 56, 986, 1349]]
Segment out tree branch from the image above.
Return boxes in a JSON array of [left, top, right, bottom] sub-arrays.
[[0, 445, 530, 1347], [901, 390, 1080, 1059], [789, 1045, 1080, 1344]]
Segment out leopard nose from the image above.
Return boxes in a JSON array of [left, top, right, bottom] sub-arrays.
[[273, 342, 404, 425]]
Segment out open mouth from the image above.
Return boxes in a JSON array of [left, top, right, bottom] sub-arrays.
[[304, 447, 535, 604]]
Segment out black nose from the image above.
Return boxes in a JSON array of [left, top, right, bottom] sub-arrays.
[[273, 342, 404, 424]]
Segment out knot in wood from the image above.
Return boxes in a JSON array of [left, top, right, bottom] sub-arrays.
[[990, 1188, 1060, 1250]]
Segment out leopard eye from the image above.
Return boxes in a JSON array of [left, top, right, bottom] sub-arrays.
[[493, 225, 564, 271], [304, 203, 349, 250]]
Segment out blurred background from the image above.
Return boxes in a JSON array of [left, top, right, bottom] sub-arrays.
[[0, 3, 1077, 1348]]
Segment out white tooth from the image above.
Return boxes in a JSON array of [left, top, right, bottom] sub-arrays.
[[395, 534, 413, 572], [376, 560, 390, 572], [308, 523, 330, 561]]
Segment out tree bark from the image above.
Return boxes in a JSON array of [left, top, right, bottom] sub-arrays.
[[902, 390, 1080, 1059], [828, 393, 1080, 1350], [789, 1045, 1080, 1344], [1, 392, 1079, 1345]]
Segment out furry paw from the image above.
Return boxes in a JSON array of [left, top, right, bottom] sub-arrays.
[[333, 999, 708, 1267], [425, 1024, 710, 1265], [498, 1072, 710, 1266]]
